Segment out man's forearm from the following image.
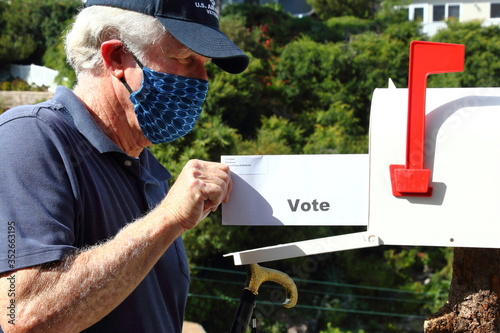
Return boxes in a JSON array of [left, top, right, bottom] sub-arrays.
[[0, 206, 184, 333], [0, 159, 231, 333]]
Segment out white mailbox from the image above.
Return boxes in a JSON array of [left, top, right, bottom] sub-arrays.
[[369, 86, 500, 248], [224, 41, 500, 265]]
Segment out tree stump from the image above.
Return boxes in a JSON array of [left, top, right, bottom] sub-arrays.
[[424, 248, 500, 332]]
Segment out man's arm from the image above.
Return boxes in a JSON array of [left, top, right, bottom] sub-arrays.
[[0, 159, 231, 333]]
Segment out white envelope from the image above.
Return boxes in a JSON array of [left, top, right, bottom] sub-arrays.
[[221, 154, 369, 226]]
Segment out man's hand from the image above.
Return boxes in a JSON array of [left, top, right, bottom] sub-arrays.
[[161, 159, 232, 231]]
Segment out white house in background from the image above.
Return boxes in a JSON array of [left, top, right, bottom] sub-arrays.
[[407, 0, 500, 36], [1, 64, 60, 92]]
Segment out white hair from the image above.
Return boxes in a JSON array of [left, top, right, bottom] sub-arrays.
[[65, 6, 166, 77]]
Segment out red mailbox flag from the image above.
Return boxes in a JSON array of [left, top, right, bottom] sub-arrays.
[[390, 41, 465, 197]]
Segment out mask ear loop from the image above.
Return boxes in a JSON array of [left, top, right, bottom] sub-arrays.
[[119, 52, 145, 94], [120, 77, 133, 94], [132, 55, 144, 68]]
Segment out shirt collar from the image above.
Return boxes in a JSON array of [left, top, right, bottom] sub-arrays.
[[52, 86, 124, 154], [51, 86, 171, 182]]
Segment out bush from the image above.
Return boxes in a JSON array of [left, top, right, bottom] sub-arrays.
[[325, 16, 376, 41], [320, 324, 366, 333], [0, 78, 48, 91], [0, 97, 6, 114]]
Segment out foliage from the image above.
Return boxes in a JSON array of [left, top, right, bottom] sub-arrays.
[[0, 78, 48, 91], [302, 103, 368, 154], [0, 0, 80, 65], [203, 59, 272, 139], [383, 247, 452, 311], [275, 20, 420, 133], [429, 21, 500, 88], [0, 96, 6, 114], [0, 0, 79, 88], [307, 0, 380, 20], [42, 17, 77, 88], [324, 16, 376, 42], [222, 4, 299, 59], [320, 324, 366, 333], [0, 1, 37, 63], [221, 4, 337, 56], [374, 0, 414, 26]]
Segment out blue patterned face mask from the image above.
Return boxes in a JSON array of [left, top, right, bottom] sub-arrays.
[[121, 56, 209, 144]]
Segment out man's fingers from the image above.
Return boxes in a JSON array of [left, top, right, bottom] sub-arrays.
[[200, 180, 228, 209], [223, 173, 232, 203], [190, 160, 232, 204], [162, 159, 232, 231]]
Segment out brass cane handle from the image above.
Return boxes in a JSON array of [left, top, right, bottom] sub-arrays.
[[245, 263, 298, 308]]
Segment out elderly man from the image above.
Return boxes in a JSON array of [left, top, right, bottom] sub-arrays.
[[0, 0, 248, 332]]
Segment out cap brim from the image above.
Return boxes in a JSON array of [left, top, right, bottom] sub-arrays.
[[158, 18, 249, 74]]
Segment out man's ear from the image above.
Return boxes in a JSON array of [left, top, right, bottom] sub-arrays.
[[101, 40, 128, 79]]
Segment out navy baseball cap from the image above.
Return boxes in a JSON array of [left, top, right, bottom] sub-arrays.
[[85, 0, 249, 74]]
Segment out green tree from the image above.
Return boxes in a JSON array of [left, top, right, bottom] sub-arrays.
[[237, 115, 305, 154], [222, 4, 306, 55], [302, 102, 367, 154], [0, 0, 80, 65], [0, 1, 37, 63], [203, 59, 272, 139], [42, 19, 77, 87], [374, 0, 414, 27], [429, 21, 500, 88], [276, 19, 421, 134], [324, 16, 376, 42], [307, 0, 380, 20]]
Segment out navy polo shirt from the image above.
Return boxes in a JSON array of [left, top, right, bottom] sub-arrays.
[[0, 86, 189, 332]]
